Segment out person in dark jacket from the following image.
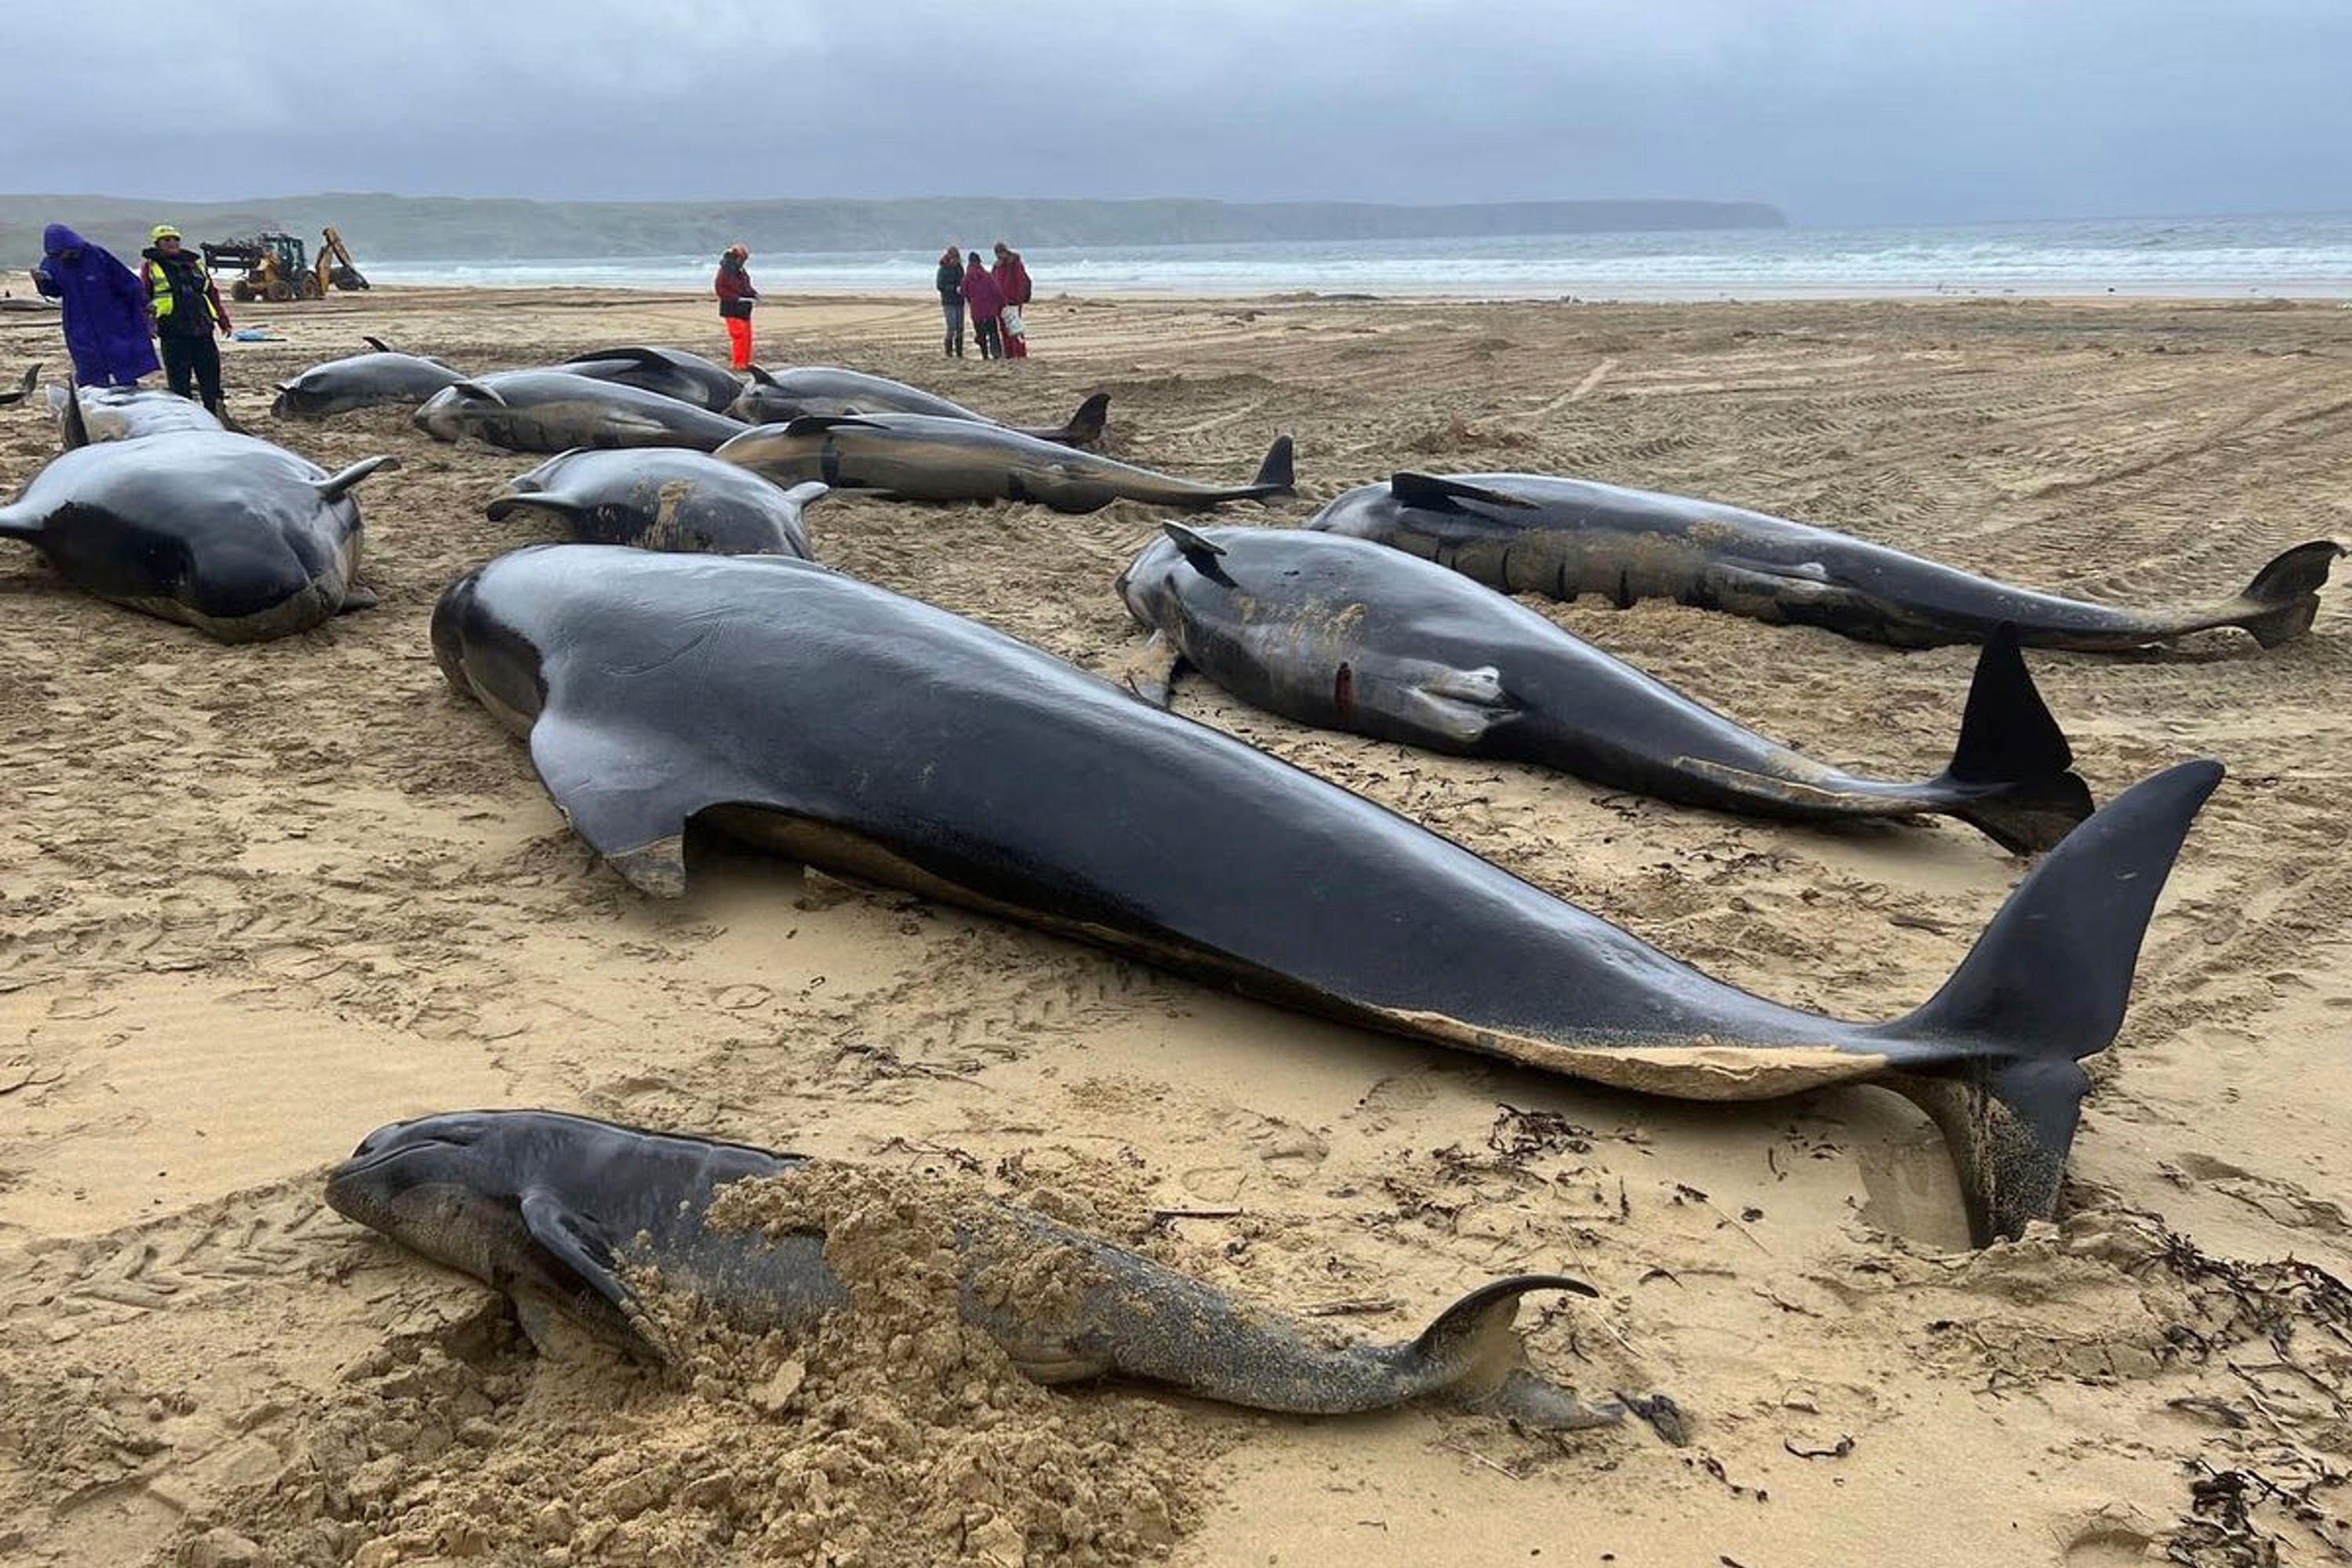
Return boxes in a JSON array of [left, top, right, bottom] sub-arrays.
[[990, 241, 1033, 361], [31, 223, 161, 387], [960, 249, 1006, 361], [139, 225, 232, 413], [935, 246, 966, 358], [714, 245, 758, 369]]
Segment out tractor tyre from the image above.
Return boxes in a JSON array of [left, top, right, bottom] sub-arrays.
[[266, 280, 293, 303], [231, 280, 256, 303], [298, 274, 323, 300]]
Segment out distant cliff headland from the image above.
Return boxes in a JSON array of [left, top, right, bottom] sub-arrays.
[[0, 193, 1785, 267]]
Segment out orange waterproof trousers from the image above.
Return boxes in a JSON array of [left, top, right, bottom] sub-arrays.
[[726, 316, 754, 369]]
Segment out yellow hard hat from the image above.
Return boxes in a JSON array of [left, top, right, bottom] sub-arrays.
[[151, 224, 182, 242]]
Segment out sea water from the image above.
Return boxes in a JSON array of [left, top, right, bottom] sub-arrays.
[[362, 212, 2352, 301]]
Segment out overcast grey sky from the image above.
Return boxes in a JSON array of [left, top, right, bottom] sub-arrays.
[[8, 0, 2348, 225]]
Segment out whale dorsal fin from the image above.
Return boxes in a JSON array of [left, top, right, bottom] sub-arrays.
[[362, 335, 393, 354], [747, 364, 780, 387], [1389, 472, 1541, 512]]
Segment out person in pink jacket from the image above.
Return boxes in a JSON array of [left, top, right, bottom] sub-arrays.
[[960, 249, 1006, 361], [990, 241, 1033, 360]]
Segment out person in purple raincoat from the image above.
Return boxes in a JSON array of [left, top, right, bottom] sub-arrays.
[[30, 224, 161, 388]]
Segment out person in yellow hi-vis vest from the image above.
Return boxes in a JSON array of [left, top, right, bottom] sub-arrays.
[[139, 225, 234, 415]]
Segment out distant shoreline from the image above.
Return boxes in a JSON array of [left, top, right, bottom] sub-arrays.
[[0, 194, 1784, 270]]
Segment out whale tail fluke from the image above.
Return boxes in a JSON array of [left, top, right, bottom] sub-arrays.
[[0, 363, 38, 406], [2227, 539, 2342, 648], [1395, 1274, 1631, 1432], [1876, 759, 2223, 1245], [1929, 623, 2096, 854]]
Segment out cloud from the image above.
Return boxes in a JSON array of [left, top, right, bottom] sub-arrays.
[[9, 0, 2349, 223]]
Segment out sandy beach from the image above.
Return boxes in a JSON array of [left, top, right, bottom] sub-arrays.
[[2, 287, 2348, 1566]]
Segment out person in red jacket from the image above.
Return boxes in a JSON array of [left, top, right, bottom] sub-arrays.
[[991, 241, 1033, 360], [960, 249, 1006, 361], [713, 245, 758, 369]]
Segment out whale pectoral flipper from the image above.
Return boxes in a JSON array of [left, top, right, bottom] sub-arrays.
[[1388, 472, 1542, 513], [1700, 557, 1849, 604], [1110, 634, 1185, 714], [527, 709, 747, 898], [1161, 521, 1226, 566], [1114, 632, 1189, 708], [1399, 662, 1516, 746], [781, 415, 885, 437], [60, 379, 90, 451], [516, 1189, 652, 1348], [314, 455, 402, 501], [485, 493, 587, 524]]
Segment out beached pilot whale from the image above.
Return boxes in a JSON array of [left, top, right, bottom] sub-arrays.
[[327, 1109, 1644, 1432], [1117, 524, 2093, 853], [430, 545, 2225, 1245], [415, 371, 750, 453], [0, 387, 395, 641], [555, 346, 746, 413], [273, 337, 463, 419], [490, 448, 823, 557], [45, 383, 223, 441], [1309, 471, 2343, 652], [729, 365, 1111, 448], [717, 415, 1292, 513]]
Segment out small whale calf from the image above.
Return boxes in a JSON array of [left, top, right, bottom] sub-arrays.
[[273, 337, 464, 419], [490, 448, 824, 557], [328, 1109, 1642, 1432], [1312, 471, 2343, 652], [416, 371, 749, 453], [717, 415, 1292, 513], [729, 365, 1111, 447]]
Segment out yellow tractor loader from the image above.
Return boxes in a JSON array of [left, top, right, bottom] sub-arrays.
[[201, 228, 371, 303]]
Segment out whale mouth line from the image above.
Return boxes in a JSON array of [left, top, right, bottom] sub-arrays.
[[329, 1135, 459, 1183]]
